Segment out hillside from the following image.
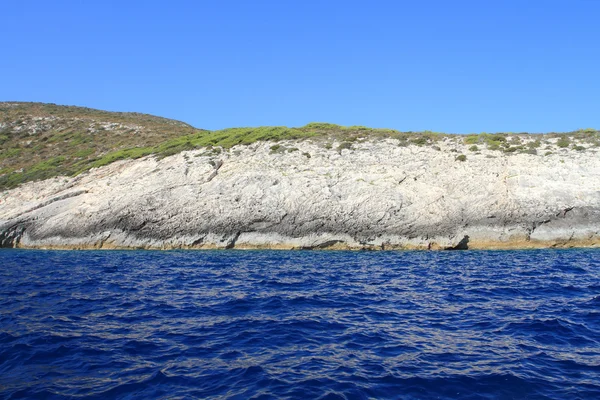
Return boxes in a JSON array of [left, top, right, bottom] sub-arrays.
[[1, 124, 600, 249], [2, 102, 599, 191], [0, 102, 201, 189], [2, 102, 600, 251]]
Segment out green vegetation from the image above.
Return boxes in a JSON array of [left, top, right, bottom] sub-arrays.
[[0, 156, 68, 189], [556, 137, 571, 148], [1, 102, 599, 190], [464, 135, 479, 144], [337, 141, 354, 153], [0, 102, 199, 190]]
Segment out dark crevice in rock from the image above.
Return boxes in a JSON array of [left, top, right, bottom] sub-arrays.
[[225, 231, 241, 249], [98, 232, 111, 248], [301, 239, 343, 250], [527, 219, 552, 240], [557, 207, 574, 218], [0, 222, 27, 248], [446, 235, 469, 250], [191, 236, 204, 247], [207, 160, 224, 182]]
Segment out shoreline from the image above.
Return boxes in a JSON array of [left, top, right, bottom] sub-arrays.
[[5, 238, 600, 251]]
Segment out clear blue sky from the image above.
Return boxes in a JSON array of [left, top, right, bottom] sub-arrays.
[[1, 0, 599, 133]]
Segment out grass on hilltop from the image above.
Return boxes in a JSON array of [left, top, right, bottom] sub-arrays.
[[0, 102, 200, 189]]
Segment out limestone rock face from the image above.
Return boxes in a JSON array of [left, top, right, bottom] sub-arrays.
[[1, 138, 599, 250]]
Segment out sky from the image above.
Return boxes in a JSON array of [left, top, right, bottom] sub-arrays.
[[1, 0, 599, 133]]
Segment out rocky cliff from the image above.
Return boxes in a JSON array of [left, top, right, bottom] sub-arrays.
[[2, 134, 600, 250]]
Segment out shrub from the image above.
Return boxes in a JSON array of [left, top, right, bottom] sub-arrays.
[[75, 148, 94, 158], [556, 137, 570, 148], [269, 144, 286, 154], [486, 133, 507, 142], [464, 135, 479, 144], [508, 136, 522, 145], [337, 141, 353, 153], [302, 122, 343, 130], [411, 137, 428, 146], [573, 145, 586, 151], [0, 148, 22, 160], [579, 128, 596, 134], [469, 145, 478, 151], [455, 154, 467, 162]]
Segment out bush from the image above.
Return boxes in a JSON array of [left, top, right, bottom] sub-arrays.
[[75, 148, 94, 158], [579, 128, 596, 134], [469, 145, 479, 151], [455, 154, 467, 162], [556, 137, 570, 148], [464, 135, 479, 144], [88, 147, 154, 170], [411, 137, 428, 146], [0, 148, 22, 160], [337, 141, 353, 153], [302, 122, 343, 130], [508, 136, 522, 145], [397, 138, 409, 147]]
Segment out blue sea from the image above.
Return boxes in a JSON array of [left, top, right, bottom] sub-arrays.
[[1, 249, 599, 399]]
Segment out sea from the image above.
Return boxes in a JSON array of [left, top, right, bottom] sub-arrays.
[[1, 249, 599, 399]]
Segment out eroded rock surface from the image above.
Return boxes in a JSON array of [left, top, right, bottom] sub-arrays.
[[1, 138, 599, 250]]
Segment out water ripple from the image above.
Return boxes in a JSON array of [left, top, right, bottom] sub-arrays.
[[1, 249, 600, 399]]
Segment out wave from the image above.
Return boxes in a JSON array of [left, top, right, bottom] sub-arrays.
[[1, 249, 600, 398]]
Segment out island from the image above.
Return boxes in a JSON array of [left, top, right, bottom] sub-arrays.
[[1, 102, 599, 250]]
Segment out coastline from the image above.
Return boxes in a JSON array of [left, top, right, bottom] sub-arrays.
[[3, 137, 600, 251], [7, 235, 600, 251]]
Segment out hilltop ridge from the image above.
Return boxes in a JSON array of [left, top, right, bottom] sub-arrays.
[[0, 102, 201, 189], [1, 102, 599, 191]]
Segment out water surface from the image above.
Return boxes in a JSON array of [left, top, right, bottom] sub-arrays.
[[1, 249, 599, 399]]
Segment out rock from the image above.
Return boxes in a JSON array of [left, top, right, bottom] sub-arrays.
[[1, 139, 600, 250]]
